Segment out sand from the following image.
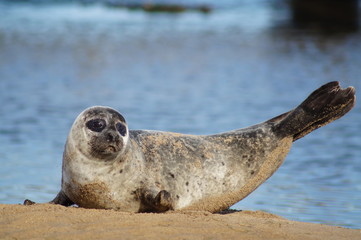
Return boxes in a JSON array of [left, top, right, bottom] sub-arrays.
[[1, 204, 360, 240]]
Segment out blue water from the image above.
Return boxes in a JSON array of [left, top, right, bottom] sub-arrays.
[[0, 1, 360, 228]]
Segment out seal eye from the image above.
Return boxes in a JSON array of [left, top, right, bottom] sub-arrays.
[[86, 119, 106, 132], [116, 122, 127, 136]]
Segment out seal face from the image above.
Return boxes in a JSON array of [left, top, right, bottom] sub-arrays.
[[74, 107, 128, 160], [24, 82, 356, 213]]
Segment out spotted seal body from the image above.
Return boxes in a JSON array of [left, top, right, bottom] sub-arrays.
[[24, 82, 355, 212]]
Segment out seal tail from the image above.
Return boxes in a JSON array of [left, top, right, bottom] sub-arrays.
[[269, 81, 356, 141]]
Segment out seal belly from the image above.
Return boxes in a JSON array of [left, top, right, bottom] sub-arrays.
[[63, 178, 141, 211], [61, 151, 142, 211]]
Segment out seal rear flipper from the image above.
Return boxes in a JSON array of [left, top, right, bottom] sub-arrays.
[[272, 81, 356, 141]]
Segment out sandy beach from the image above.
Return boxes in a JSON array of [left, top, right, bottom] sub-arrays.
[[1, 203, 360, 240]]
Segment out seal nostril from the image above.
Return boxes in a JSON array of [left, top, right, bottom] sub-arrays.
[[106, 132, 118, 142], [106, 133, 112, 142], [115, 134, 120, 142]]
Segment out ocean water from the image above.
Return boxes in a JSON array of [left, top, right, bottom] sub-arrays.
[[0, 0, 360, 228]]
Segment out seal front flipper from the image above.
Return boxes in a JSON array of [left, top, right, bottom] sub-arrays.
[[137, 189, 174, 212], [49, 191, 74, 206], [23, 191, 74, 206], [271, 81, 356, 141]]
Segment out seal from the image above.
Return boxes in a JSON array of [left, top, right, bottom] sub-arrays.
[[24, 82, 355, 213]]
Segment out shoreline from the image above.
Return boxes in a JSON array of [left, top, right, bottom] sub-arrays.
[[1, 204, 360, 240]]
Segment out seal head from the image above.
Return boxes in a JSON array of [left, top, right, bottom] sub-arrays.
[[57, 106, 145, 211], [69, 106, 129, 161]]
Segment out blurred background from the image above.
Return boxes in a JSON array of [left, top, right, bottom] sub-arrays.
[[0, 0, 360, 228]]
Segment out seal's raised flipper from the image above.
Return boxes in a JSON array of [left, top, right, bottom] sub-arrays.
[[271, 81, 356, 141], [137, 189, 174, 212], [24, 191, 74, 206]]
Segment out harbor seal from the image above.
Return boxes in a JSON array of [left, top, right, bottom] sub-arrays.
[[24, 82, 355, 213]]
